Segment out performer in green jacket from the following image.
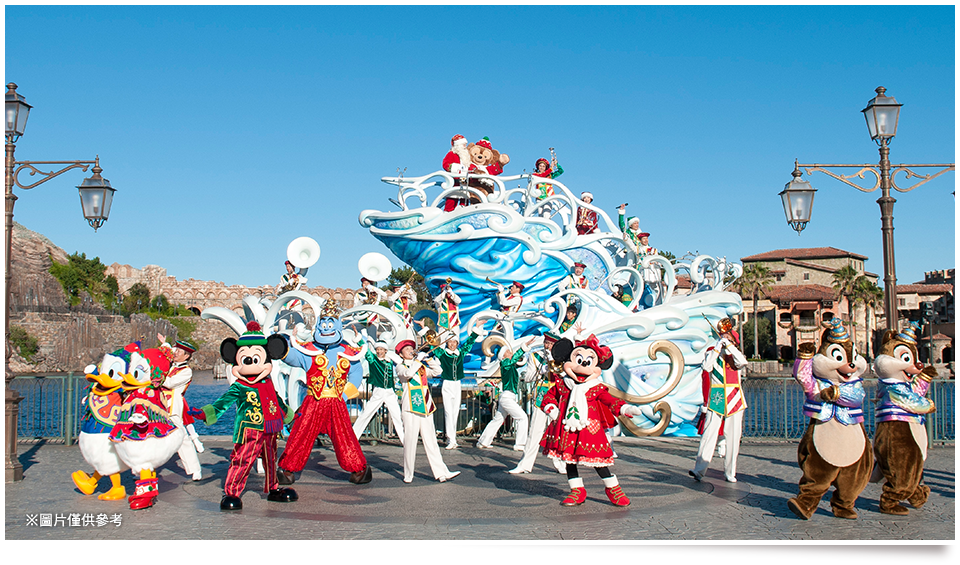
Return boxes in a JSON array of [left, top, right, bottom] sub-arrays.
[[352, 340, 405, 445], [477, 337, 535, 450], [432, 326, 485, 449]]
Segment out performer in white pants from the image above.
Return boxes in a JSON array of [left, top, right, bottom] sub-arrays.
[[690, 318, 747, 483], [158, 335, 203, 481], [352, 341, 404, 445], [431, 326, 483, 450], [510, 335, 567, 474], [389, 340, 460, 484], [477, 338, 532, 450]]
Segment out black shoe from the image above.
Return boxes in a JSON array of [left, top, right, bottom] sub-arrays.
[[220, 495, 242, 511], [267, 488, 298, 503], [349, 466, 373, 485], [277, 468, 296, 485]]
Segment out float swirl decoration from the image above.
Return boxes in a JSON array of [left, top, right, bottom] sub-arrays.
[[358, 163, 744, 437]]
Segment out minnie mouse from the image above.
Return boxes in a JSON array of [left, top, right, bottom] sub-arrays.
[[540, 334, 643, 507]]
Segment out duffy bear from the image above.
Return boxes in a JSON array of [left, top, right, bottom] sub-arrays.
[[872, 321, 938, 515], [786, 318, 873, 520]]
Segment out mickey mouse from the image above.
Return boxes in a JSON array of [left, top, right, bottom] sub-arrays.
[[539, 334, 643, 507], [191, 321, 298, 511]]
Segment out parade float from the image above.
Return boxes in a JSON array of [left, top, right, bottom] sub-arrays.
[[202, 144, 744, 438]]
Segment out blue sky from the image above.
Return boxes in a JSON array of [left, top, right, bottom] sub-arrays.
[[4, 4, 955, 293]]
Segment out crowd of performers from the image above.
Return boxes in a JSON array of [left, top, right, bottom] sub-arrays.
[[71, 248, 939, 520]]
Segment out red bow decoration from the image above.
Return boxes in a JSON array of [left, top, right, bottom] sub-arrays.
[[575, 334, 612, 365]]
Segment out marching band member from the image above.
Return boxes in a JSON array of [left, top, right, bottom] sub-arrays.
[[158, 334, 203, 481], [433, 280, 462, 336], [387, 283, 417, 329], [689, 318, 747, 483], [477, 337, 534, 451], [497, 281, 525, 315], [532, 154, 564, 202], [354, 277, 386, 307], [389, 340, 461, 483], [432, 324, 484, 450], [277, 260, 308, 310], [352, 339, 405, 446], [509, 333, 567, 474], [576, 192, 599, 235]]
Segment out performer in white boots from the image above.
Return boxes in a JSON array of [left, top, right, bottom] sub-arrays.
[[389, 340, 460, 483], [510, 332, 567, 474], [431, 322, 484, 450], [689, 317, 747, 483], [352, 339, 404, 446], [158, 334, 203, 481], [477, 337, 533, 450]]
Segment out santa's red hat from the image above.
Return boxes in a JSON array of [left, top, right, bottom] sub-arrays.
[[451, 134, 466, 146]]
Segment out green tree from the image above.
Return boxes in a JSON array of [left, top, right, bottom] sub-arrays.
[[48, 251, 113, 307], [741, 316, 775, 359], [732, 263, 775, 360], [659, 249, 676, 262], [832, 265, 860, 338], [123, 282, 151, 314], [9, 325, 39, 362], [852, 276, 883, 359]]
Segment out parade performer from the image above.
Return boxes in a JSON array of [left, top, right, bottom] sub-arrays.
[[433, 279, 462, 336], [540, 335, 644, 507], [872, 321, 938, 515], [277, 260, 309, 310], [688, 318, 747, 483], [497, 281, 524, 315], [352, 339, 405, 446], [432, 324, 483, 449], [158, 334, 203, 481], [616, 204, 644, 266], [388, 340, 461, 483], [477, 337, 534, 450], [71, 345, 134, 501], [611, 284, 633, 308], [786, 318, 873, 520], [576, 192, 599, 235], [276, 301, 373, 485], [559, 305, 579, 334], [355, 276, 386, 308], [532, 153, 564, 201], [190, 323, 298, 511], [510, 333, 568, 474], [387, 282, 417, 329], [109, 345, 185, 510], [559, 262, 589, 305]]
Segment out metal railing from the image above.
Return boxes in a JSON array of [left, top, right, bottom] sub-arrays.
[[11, 373, 85, 444], [13, 373, 955, 445]]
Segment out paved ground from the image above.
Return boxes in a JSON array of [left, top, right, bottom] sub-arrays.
[[5, 432, 954, 546]]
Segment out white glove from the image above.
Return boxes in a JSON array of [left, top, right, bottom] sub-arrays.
[[545, 405, 560, 422], [473, 326, 489, 338], [416, 351, 427, 362], [699, 405, 708, 414], [190, 434, 205, 453], [386, 351, 403, 365], [620, 405, 643, 417]]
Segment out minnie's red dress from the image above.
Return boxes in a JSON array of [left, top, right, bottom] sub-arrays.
[[540, 377, 625, 467]]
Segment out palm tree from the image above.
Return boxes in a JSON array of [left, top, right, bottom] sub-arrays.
[[832, 265, 859, 339], [733, 263, 775, 359], [853, 277, 883, 359]]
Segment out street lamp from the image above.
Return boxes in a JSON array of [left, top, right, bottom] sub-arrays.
[[5, 83, 117, 482], [780, 86, 954, 333]]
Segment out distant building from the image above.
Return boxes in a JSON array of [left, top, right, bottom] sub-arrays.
[[739, 247, 879, 360], [896, 268, 954, 363]]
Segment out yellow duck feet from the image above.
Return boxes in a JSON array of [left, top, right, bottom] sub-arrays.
[[98, 474, 127, 501], [71, 470, 101, 495]]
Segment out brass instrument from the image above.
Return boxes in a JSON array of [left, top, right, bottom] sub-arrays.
[[418, 328, 442, 353], [362, 283, 379, 305]]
